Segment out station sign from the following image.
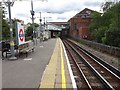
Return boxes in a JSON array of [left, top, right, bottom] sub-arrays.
[[16, 22, 25, 45]]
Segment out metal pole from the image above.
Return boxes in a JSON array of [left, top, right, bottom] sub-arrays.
[[40, 12, 41, 21], [7, 1, 17, 60], [39, 12, 42, 30], [31, 0, 36, 45], [39, 12, 42, 42], [44, 17, 45, 29]]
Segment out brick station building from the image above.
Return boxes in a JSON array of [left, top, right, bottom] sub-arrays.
[[68, 8, 95, 40]]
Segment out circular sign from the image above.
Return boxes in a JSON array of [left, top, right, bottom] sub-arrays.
[[19, 29, 24, 42]]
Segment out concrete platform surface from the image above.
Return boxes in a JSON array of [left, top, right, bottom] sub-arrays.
[[2, 38, 56, 88], [39, 38, 77, 89], [2, 38, 77, 89]]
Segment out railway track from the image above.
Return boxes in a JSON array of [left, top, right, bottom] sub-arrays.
[[63, 39, 120, 90]]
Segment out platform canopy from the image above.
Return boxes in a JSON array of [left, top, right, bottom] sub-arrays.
[[45, 23, 62, 31]]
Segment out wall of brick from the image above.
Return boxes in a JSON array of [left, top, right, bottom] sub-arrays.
[[68, 8, 93, 40], [68, 17, 91, 40]]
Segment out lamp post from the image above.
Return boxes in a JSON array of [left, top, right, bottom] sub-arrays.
[[44, 16, 52, 30], [39, 12, 42, 32], [39, 12, 42, 25], [4, 0, 17, 60], [43, 17, 46, 29], [30, 0, 36, 46], [39, 12, 42, 42], [38, 12, 51, 41]]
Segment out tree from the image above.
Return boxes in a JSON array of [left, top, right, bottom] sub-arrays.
[[104, 27, 120, 47], [26, 23, 33, 37], [26, 23, 39, 37], [103, 2, 120, 47], [1, 3, 10, 40], [89, 12, 102, 41], [2, 19, 10, 40], [0, 2, 2, 40], [89, 1, 120, 47], [101, 1, 114, 12]]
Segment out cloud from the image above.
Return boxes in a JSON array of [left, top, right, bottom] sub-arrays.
[[15, 13, 29, 18], [34, 0, 104, 15], [4, 0, 105, 23], [84, 2, 102, 7], [34, 0, 87, 14], [56, 11, 78, 21]]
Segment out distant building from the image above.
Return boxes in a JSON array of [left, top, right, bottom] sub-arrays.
[[49, 22, 68, 29], [68, 8, 95, 40], [49, 22, 69, 37]]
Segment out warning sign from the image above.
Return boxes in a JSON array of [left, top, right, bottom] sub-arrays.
[[16, 22, 25, 45]]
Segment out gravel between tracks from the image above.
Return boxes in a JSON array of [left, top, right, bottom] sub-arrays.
[[69, 39, 120, 69]]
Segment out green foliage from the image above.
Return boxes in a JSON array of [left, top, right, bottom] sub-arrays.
[[101, 1, 114, 12], [26, 24, 33, 36], [1, 4, 10, 40], [89, 2, 120, 47], [104, 27, 120, 47], [2, 19, 10, 40], [90, 12, 102, 26], [57, 32, 60, 37], [96, 27, 108, 43], [0, 4, 2, 41], [26, 23, 39, 37], [89, 12, 102, 39], [2, 19, 17, 40]]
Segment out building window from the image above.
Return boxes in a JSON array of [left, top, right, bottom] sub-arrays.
[[74, 23, 78, 30]]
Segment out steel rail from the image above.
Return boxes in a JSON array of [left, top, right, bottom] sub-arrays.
[[75, 44, 120, 80], [63, 40, 93, 90], [65, 40, 116, 90], [68, 39, 120, 77]]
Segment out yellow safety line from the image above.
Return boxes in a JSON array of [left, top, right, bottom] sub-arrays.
[[60, 41, 66, 90], [39, 39, 58, 88]]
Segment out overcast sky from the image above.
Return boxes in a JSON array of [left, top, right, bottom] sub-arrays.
[[3, 0, 115, 24]]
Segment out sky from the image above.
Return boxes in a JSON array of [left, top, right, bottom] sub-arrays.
[[3, 0, 116, 24]]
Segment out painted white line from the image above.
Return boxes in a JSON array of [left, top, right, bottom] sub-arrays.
[[43, 42, 47, 43], [60, 39, 77, 90], [23, 58, 32, 61], [39, 46, 44, 48]]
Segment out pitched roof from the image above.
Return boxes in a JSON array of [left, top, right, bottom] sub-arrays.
[[76, 8, 94, 15], [68, 8, 96, 22]]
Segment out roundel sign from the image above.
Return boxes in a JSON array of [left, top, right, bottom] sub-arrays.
[[19, 29, 24, 42], [17, 22, 25, 45]]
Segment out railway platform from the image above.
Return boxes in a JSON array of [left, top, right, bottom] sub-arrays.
[[39, 38, 76, 89], [2, 38, 76, 89], [2, 38, 120, 89]]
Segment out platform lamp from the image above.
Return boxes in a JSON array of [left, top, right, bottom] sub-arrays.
[[30, 0, 36, 46], [39, 12, 50, 41], [3, 0, 17, 60], [39, 12, 42, 42], [39, 12, 42, 31]]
